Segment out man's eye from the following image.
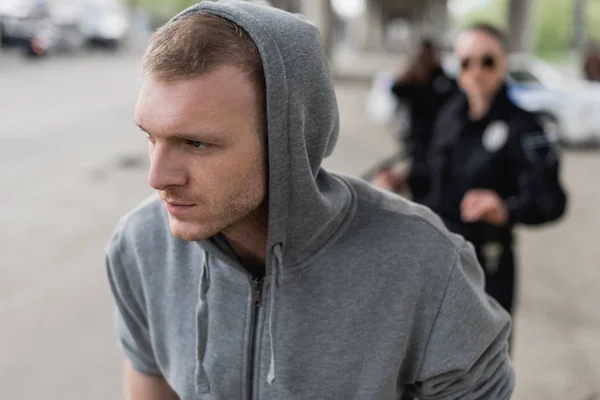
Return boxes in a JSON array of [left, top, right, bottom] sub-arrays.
[[186, 140, 207, 150]]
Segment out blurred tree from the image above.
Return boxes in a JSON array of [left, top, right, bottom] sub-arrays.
[[452, 0, 600, 58], [534, 0, 572, 57], [134, 0, 200, 15], [573, 0, 586, 51], [586, 0, 600, 43]]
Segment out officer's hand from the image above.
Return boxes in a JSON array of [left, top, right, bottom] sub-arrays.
[[373, 165, 408, 193], [461, 189, 509, 226], [373, 168, 395, 191]]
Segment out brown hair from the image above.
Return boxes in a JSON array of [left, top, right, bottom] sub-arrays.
[[143, 13, 263, 81], [399, 38, 441, 84], [142, 13, 267, 135]]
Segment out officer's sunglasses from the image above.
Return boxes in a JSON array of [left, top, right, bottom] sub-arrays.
[[460, 54, 497, 72]]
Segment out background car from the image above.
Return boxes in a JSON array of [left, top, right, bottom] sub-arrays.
[[79, 0, 129, 49], [506, 53, 600, 146], [0, 0, 48, 49], [1, 0, 130, 55], [0, 0, 84, 56]]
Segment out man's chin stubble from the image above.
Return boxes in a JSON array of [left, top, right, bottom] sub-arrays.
[[168, 217, 216, 242]]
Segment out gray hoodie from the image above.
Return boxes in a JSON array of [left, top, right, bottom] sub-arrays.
[[106, 1, 515, 399]]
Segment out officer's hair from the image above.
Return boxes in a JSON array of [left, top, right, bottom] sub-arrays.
[[420, 38, 436, 53], [465, 23, 508, 52]]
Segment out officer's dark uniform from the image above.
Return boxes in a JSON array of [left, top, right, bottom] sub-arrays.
[[391, 68, 457, 203], [424, 85, 567, 315]]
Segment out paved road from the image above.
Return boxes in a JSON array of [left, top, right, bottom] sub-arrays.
[[0, 49, 598, 400]]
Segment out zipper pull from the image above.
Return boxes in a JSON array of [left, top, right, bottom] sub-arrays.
[[252, 279, 263, 308]]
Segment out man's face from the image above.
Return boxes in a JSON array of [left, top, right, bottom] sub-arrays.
[[135, 66, 267, 241], [455, 30, 507, 99]]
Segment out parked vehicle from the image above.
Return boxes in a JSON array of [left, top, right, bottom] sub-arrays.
[[0, 0, 83, 56], [506, 53, 600, 146], [79, 0, 129, 49], [0, 0, 47, 48]]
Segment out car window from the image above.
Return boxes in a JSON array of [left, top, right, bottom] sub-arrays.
[[509, 70, 542, 84]]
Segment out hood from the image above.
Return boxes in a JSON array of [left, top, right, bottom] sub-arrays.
[[172, 0, 352, 269]]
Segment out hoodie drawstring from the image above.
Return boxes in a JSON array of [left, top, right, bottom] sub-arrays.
[[267, 243, 283, 385], [194, 245, 282, 391], [195, 251, 211, 394]]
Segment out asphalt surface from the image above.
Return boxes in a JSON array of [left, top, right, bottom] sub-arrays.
[[0, 48, 598, 400]]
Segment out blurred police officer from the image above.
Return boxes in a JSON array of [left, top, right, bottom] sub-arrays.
[[376, 39, 457, 203], [425, 24, 567, 317]]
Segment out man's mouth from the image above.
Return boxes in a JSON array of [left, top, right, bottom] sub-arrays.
[[163, 199, 196, 216]]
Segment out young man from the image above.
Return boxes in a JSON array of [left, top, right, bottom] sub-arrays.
[[106, 2, 514, 399]]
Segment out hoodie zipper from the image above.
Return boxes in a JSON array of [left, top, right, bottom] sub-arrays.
[[248, 278, 264, 400]]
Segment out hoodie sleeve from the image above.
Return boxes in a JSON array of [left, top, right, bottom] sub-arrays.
[[410, 242, 515, 399], [106, 236, 162, 376]]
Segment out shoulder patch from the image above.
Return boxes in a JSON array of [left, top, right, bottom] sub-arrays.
[[521, 131, 557, 166]]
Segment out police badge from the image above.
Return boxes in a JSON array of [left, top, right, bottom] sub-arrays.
[[482, 120, 509, 153]]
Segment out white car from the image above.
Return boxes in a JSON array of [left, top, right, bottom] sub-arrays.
[[505, 54, 600, 146], [79, 0, 129, 48]]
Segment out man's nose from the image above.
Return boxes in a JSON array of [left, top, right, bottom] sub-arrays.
[[148, 143, 187, 190]]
